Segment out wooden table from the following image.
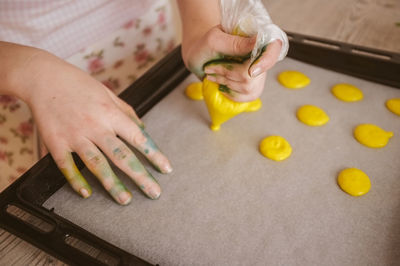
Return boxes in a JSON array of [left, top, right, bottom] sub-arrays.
[[265, 0, 400, 53], [1, 0, 399, 264]]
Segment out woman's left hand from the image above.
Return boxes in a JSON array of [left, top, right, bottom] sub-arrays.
[[181, 25, 282, 102]]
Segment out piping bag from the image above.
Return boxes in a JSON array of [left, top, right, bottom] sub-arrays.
[[200, 0, 289, 131]]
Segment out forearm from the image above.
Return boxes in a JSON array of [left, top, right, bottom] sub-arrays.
[[177, 0, 220, 55], [0, 41, 51, 101]]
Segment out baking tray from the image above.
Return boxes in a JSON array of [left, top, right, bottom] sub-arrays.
[[0, 32, 399, 266]]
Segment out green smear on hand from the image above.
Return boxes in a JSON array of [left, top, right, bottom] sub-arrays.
[[128, 158, 146, 173], [113, 147, 127, 160], [203, 52, 251, 72], [250, 45, 267, 68], [222, 64, 234, 70], [218, 85, 233, 95]]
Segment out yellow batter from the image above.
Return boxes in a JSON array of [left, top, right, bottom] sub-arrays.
[[202, 78, 262, 131], [354, 124, 393, 148], [185, 82, 204, 100], [259, 136, 292, 161], [331, 83, 363, 102], [386, 98, 400, 116], [296, 105, 330, 126], [278, 71, 310, 89], [337, 168, 371, 196]]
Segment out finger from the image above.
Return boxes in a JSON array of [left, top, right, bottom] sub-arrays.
[[206, 74, 250, 95], [206, 74, 265, 102], [74, 139, 132, 205], [249, 40, 282, 77], [105, 88, 144, 128], [51, 149, 92, 199], [204, 63, 249, 82], [96, 136, 162, 200], [208, 26, 256, 56], [112, 113, 172, 174]]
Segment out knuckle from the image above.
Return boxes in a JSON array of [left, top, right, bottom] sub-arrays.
[[214, 75, 223, 83], [118, 99, 135, 114], [107, 106, 123, 120], [99, 102, 114, 113], [127, 130, 146, 147], [225, 68, 239, 78], [237, 81, 252, 94], [227, 71, 248, 82], [126, 105, 135, 115], [243, 78, 252, 87], [241, 71, 251, 81], [133, 132, 147, 146], [242, 86, 252, 94], [112, 145, 131, 160], [225, 73, 235, 81], [53, 155, 68, 169], [86, 153, 106, 167], [232, 39, 242, 54]]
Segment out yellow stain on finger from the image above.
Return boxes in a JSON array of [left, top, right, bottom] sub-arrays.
[[202, 78, 262, 131], [386, 98, 400, 116], [185, 82, 204, 100], [331, 83, 363, 102], [259, 136, 292, 161], [354, 124, 393, 148], [278, 71, 310, 89], [337, 168, 371, 197], [296, 105, 330, 126]]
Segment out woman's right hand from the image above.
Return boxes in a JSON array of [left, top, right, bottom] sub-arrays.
[[2, 42, 171, 205]]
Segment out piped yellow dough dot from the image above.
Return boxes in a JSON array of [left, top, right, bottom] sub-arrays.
[[386, 98, 400, 116], [337, 168, 371, 197], [331, 83, 363, 102], [278, 71, 310, 89], [296, 105, 330, 126], [259, 136, 292, 161], [354, 124, 393, 148], [185, 82, 203, 100]]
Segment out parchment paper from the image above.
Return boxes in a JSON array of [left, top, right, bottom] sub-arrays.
[[44, 58, 400, 266]]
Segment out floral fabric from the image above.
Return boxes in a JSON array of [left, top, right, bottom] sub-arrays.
[[0, 0, 177, 192]]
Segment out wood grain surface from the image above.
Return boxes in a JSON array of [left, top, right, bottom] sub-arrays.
[[1, 0, 399, 265], [264, 0, 400, 53]]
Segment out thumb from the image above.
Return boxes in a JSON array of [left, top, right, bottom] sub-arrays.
[[249, 39, 282, 77], [208, 26, 256, 56]]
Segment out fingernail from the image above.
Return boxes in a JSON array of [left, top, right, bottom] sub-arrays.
[[80, 188, 90, 198], [118, 191, 132, 205], [153, 153, 173, 174], [149, 187, 161, 200], [251, 67, 262, 77], [162, 163, 173, 174], [207, 75, 216, 82]]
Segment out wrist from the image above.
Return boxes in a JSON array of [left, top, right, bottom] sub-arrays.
[[15, 50, 53, 103], [1, 43, 52, 102]]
